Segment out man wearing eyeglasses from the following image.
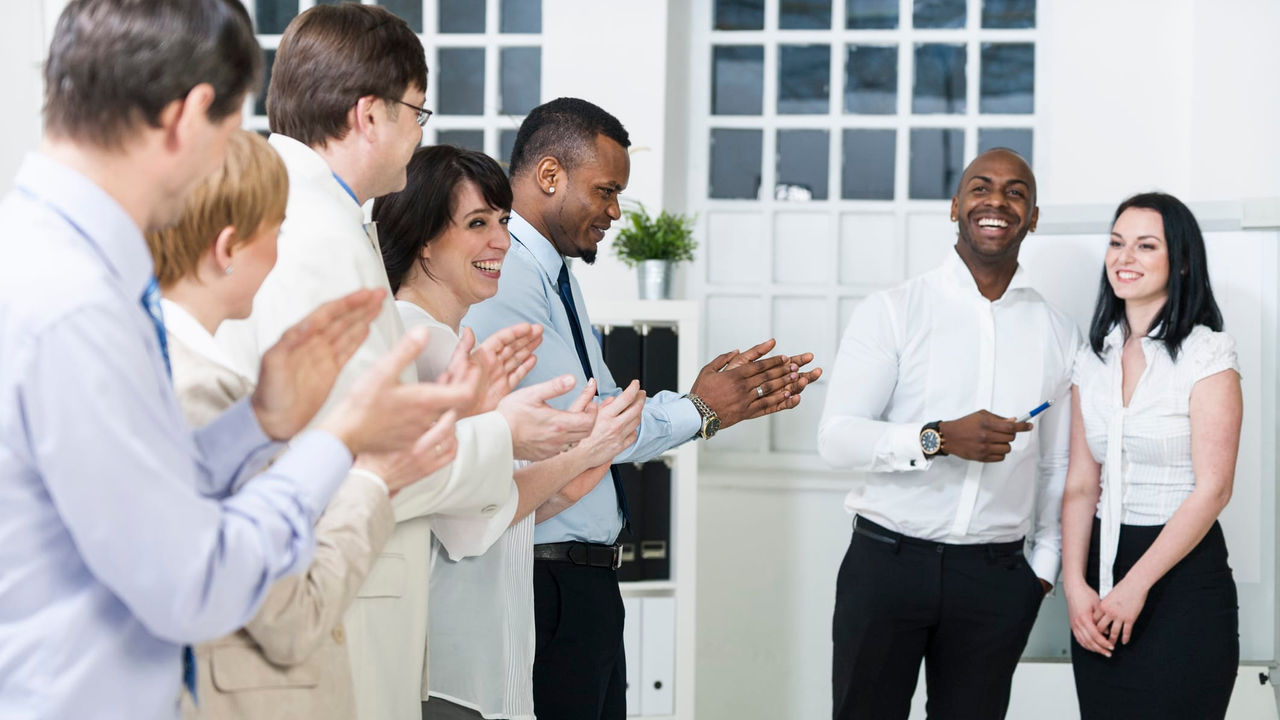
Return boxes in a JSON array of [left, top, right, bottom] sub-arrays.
[[215, 5, 596, 720]]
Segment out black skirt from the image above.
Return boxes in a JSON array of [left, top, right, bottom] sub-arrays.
[[1071, 518, 1239, 719]]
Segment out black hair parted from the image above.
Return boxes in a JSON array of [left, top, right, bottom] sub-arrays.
[[508, 97, 630, 178], [373, 145, 513, 293], [1087, 192, 1223, 360]]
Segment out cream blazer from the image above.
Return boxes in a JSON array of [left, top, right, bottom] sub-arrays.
[[216, 134, 517, 720], [162, 311, 395, 720]]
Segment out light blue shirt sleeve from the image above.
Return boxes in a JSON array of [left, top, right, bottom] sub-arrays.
[[463, 223, 701, 544], [21, 305, 351, 643]]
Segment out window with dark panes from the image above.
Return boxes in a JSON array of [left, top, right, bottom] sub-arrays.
[[695, 0, 1039, 458], [245, 0, 542, 167]]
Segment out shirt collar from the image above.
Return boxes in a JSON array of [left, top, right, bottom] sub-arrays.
[[1099, 321, 1164, 354], [507, 210, 567, 284], [159, 297, 247, 376], [14, 152, 153, 299], [268, 133, 363, 217], [942, 247, 1032, 299]]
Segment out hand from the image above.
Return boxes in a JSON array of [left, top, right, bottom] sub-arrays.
[[497, 375, 598, 461], [1039, 578, 1053, 597], [1095, 576, 1149, 647], [319, 328, 482, 454], [251, 289, 384, 440], [689, 342, 823, 429], [353, 410, 459, 497], [578, 380, 645, 467], [435, 328, 496, 418], [1065, 577, 1113, 657], [472, 323, 542, 413], [938, 410, 1033, 462]]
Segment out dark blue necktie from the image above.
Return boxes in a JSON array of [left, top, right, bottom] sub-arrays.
[[556, 263, 630, 529], [140, 278, 196, 699]]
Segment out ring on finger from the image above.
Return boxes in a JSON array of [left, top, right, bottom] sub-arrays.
[[754, 385, 764, 398]]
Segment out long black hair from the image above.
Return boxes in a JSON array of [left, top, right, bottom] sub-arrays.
[[1088, 192, 1222, 359], [373, 145, 513, 293]]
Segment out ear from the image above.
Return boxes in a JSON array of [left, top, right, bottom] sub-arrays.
[[949, 196, 959, 223], [351, 95, 383, 143], [1028, 206, 1039, 233], [212, 225, 238, 274], [535, 156, 562, 195], [163, 83, 217, 152]]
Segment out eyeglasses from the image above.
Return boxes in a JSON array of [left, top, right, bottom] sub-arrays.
[[392, 99, 433, 127]]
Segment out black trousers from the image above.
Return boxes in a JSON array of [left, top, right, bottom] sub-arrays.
[[832, 516, 1045, 720], [532, 559, 627, 720], [1070, 519, 1238, 719]]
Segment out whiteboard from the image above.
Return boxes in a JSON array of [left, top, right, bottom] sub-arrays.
[[1015, 228, 1279, 663]]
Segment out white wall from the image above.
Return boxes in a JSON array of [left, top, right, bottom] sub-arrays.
[[0, 0, 58, 191]]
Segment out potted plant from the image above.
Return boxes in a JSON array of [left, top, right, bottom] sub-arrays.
[[612, 203, 697, 300]]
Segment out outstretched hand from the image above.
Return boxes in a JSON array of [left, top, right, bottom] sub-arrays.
[[252, 288, 384, 441], [497, 375, 598, 461], [471, 322, 542, 413], [689, 338, 823, 429], [353, 410, 460, 497]]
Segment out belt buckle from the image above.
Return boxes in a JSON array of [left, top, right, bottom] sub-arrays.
[[610, 544, 622, 570]]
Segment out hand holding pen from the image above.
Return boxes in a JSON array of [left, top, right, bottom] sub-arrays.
[[937, 408, 1035, 463]]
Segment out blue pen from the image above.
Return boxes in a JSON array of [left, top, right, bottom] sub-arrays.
[[1017, 400, 1052, 424]]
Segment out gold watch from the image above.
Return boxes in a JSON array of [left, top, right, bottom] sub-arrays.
[[686, 393, 721, 439]]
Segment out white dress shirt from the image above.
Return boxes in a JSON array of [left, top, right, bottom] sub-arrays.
[[397, 300, 532, 718], [817, 250, 1080, 582], [1074, 324, 1239, 595], [0, 154, 352, 720]]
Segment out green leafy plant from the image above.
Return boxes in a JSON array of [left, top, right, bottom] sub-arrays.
[[612, 203, 698, 268]]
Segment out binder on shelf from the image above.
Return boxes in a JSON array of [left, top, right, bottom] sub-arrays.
[[622, 597, 642, 714], [640, 325, 678, 395], [639, 596, 676, 716], [603, 324, 641, 390], [640, 460, 672, 581], [616, 462, 646, 583]]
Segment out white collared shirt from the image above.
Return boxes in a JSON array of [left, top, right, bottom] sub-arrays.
[[159, 298, 250, 381], [1073, 323, 1238, 594], [817, 250, 1080, 582]]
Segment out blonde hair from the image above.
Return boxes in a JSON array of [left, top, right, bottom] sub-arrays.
[[146, 130, 288, 288]]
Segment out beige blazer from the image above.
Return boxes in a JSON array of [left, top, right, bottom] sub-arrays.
[[216, 134, 517, 720], [165, 329, 396, 720]]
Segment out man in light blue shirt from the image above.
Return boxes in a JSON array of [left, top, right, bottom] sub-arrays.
[[463, 97, 823, 720], [0, 2, 473, 718]]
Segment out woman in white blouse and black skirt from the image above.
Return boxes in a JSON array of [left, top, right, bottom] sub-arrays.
[[1061, 192, 1241, 718]]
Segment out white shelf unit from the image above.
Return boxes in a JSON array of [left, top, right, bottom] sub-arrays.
[[589, 300, 698, 720]]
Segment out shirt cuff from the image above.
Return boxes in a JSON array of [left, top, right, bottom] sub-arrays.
[[883, 422, 930, 471], [669, 396, 703, 441], [1027, 545, 1061, 587], [273, 430, 354, 519], [347, 468, 391, 497]]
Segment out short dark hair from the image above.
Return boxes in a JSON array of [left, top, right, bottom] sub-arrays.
[[508, 97, 631, 178], [373, 145, 513, 293], [268, 4, 427, 148], [1088, 192, 1223, 359], [43, 0, 260, 148]]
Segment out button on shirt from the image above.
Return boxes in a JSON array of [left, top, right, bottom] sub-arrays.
[[0, 154, 353, 719], [1073, 324, 1239, 595], [817, 250, 1080, 582], [462, 212, 701, 545]]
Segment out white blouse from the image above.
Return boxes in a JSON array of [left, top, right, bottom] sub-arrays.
[[1073, 323, 1239, 595], [396, 300, 536, 719]]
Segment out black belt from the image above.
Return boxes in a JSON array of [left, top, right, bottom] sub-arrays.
[[853, 515, 1024, 554], [533, 541, 622, 570]]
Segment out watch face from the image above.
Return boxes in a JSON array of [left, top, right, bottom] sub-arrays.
[[704, 416, 721, 438], [921, 429, 941, 454]]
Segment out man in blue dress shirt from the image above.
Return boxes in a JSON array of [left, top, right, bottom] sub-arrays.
[[464, 97, 824, 720], [0, 2, 475, 718]]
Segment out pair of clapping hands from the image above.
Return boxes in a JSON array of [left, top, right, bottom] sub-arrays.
[[243, 288, 619, 497]]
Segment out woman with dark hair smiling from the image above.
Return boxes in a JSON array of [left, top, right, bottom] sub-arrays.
[[1061, 192, 1241, 718], [373, 145, 645, 720]]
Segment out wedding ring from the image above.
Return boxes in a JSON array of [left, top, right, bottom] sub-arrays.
[[755, 385, 764, 398]]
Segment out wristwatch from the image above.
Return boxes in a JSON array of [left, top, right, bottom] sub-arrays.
[[920, 420, 945, 458], [686, 393, 721, 439]]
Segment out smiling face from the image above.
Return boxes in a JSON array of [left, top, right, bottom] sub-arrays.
[[544, 133, 629, 264], [423, 179, 512, 308], [950, 149, 1038, 264], [1106, 206, 1170, 309]]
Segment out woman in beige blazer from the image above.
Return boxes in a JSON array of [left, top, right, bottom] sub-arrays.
[[146, 130, 467, 720]]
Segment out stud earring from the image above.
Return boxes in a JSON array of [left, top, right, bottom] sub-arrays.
[[548, 186, 556, 194], [225, 265, 233, 276]]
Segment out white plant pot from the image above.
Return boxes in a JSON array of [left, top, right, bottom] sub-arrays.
[[637, 260, 673, 300]]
